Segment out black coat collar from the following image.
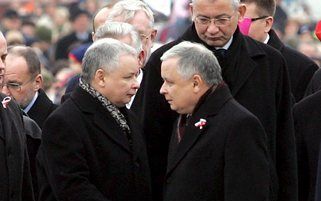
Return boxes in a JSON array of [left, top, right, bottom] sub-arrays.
[[268, 29, 284, 51], [70, 86, 142, 159], [167, 84, 233, 175]]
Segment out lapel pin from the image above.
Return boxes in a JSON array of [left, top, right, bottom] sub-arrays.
[[2, 96, 11, 109], [194, 118, 207, 129]]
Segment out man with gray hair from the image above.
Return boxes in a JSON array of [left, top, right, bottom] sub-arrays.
[[160, 41, 269, 201], [64, 22, 144, 110], [37, 38, 152, 201], [108, 0, 157, 64]]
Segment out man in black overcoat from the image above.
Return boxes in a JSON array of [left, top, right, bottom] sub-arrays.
[[37, 38, 152, 201], [141, 0, 296, 201], [160, 41, 270, 201], [293, 90, 321, 201], [240, 0, 318, 102], [3, 45, 57, 198], [0, 31, 34, 201]]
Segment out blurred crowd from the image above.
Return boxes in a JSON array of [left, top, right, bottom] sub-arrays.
[[0, 0, 320, 104]]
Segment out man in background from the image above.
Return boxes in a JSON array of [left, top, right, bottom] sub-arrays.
[[240, 0, 318, 101]]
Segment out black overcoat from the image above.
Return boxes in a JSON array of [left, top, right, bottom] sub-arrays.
[[305, 68, 321, 97], [26, 88, 57, 198], [141, 24, 296, 201], [164, 85, 270, 201], [267, 29, 318, 102], [37, 86, 152, 201], [293, 90, 321, 201], [0, 93, 34, 201], [27, 89, 58, 129]]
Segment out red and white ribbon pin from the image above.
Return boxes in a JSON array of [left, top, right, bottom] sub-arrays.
[[2, 96, 11, 109]]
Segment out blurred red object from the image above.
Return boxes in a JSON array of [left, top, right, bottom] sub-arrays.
[[316, 20, 321, 41]]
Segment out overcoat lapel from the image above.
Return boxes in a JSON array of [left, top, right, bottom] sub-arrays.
[[166, 85, 233, 175], [229, 49, 257, 96], [72, 87, 131, 153], [93, 111, 131, 153]]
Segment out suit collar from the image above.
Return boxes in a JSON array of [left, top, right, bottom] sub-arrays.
[[267, 29, 284, 51], [167, 84, 233, 175], [27, 89, 57, 127], [71, 86, 132, 153]]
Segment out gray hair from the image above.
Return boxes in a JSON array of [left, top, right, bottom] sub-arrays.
[[192, 0, 240, 10], [81, 38, 137, 83], [160, 41, 223, 85], [108, 0, 154, 27], [95, 21, 142, 52]]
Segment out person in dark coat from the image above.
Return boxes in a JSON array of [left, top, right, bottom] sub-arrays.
[[0, 31, 34, 201], [305, 68, 321, 97], [141, 0, 296, 201], [240, 0, 318, 102], [54, 8, 92, 60], [293, 90, 321, 201], [160, 41, 270, 201], [2, 45, 57, 128], [315, 145, 321, 201], [2, 45, 57, 198], [37, 38, 151, 201]]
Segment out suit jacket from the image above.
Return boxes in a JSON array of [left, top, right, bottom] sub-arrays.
[[293, 90, 321, 201], [0, 93, 34, 201], [37, 86, 152, 201], [26, 89, 57, 198], [305, 68, 321, 97], [164, 85, 270, 201], [27, 89, 58, 129], [267, 29, 318, 102], [142, 24, 296, 201]]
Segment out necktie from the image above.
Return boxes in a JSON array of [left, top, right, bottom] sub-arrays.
[[177, 115, 188, 143], [214, 48, 227, 64]]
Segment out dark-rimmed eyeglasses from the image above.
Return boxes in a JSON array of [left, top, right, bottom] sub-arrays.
[[250, 16, 269, 22]]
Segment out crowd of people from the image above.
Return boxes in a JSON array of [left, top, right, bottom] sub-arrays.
[[0, 0, 321, 201]]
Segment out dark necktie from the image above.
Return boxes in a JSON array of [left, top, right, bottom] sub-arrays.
[[177, 115, 188, 143], [214, 48, 227, 64]]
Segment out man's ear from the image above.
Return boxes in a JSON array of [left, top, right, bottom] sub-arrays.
[[264, 16, 274, 33], [238, 3, 247, 22], [192, 74, 203, 93], [94, 69, 106, 87], [138, 50, 145, 68], [92, 32, 97, 41], [34, 74, 43, 91]]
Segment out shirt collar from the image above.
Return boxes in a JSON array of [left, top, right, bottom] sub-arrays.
[[263, 33, 270, 44], [24, 91, 38, 113], [216, 36, 233, 50]]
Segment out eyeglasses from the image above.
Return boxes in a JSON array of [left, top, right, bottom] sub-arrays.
[[250, 16, 268, 22], [194, 13, 235, 27], [2, 77, 35, 92]]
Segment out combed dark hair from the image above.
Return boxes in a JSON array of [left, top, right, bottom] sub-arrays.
[[240, 0, 276, 16]]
